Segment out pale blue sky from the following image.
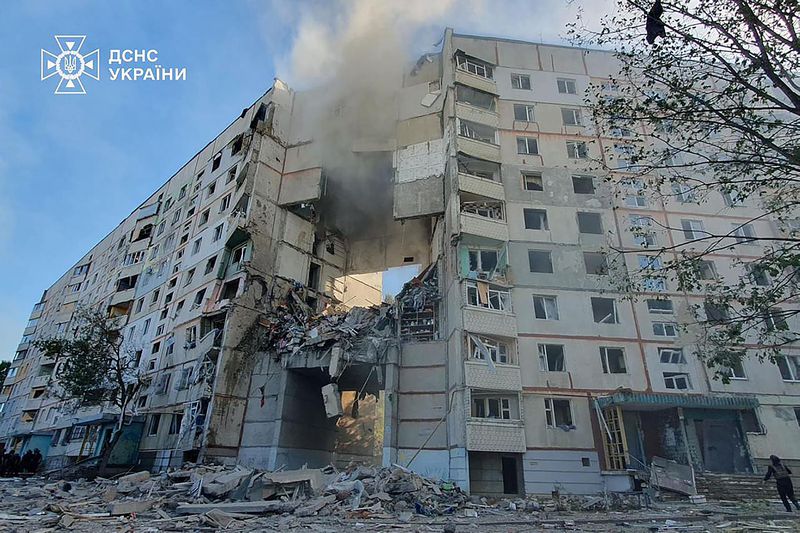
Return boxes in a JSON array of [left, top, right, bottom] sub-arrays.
[[0, 0, 600, 360]]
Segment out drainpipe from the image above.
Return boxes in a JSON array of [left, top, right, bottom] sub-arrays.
[[677, 408, 697, 495]]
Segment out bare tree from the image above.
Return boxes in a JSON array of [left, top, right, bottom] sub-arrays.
[[569, 0, 800, 379], [34, 308, 142, 469]]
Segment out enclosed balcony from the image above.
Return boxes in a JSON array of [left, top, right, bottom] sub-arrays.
[[462, 281, 517, 337], [464, 334, 521, 391], [466, 392, 526, 453], [457, 119, 501, 163], [455, 54, 498, 96], [459, 194, 508, 242]]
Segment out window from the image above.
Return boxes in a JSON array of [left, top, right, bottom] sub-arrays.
[[561, 108, 582, 126], [722, 190, 743, 207], [168, 413, 184, 435], [468, 249, 499, 274], [459, 119, 496, 143], [147, 414, 161, 436], [577, 212, 603, 234], [653, 322, 679, 337], [601, 347, 627, 374], [456, 55, 493, 79], [659, 348, 686, 364], [523, 208, 549, 230], [777, 355, 800, 381], [472, 397, 512, 419], [171, 208, 182, 225], [212, 153, 222, 171], [455, 85, 496, 110], [624, 180, 647, 207], [157, 221, 166, 236], [469, 335, 510, 364], [185, 326, 197, 346], [462, 200, 503, 220], [178, 184, 187, 200], [143, 318, 151, 334], [522, 172, 543, 191], [67, 282, 81, 293], [219, 193, 232, 213], [149, 245, 160, 260], [73, 264, 89, 276], [207, 180, 217, 198], [704, 302, 729, 323], [583, 252, 608, 275], [167, 276, 178, 289], [591, 297, 619, 324], [184, 268, 195, 286], [723, 359, 747, 380], [747, 264, 771, 286], [544, 398, 573, 427], [647, 299, 674, 314], [226, 166, 237, 184], [231, 244, 248, 270], [533, 295, 559, 320], [213, 224, 224, 242], [199, 210, 210, 226], [151, 289, 160, 304], [231, 135, 243, 156], [151, 341, 161, 354], [698, 260, 717, 280], [630, 215, 656, 247], [517, 137, 538, 155], [538, 344, 565, 372], [638, 255, 667, 291], [566, 140, 588, 159], [465, 282, 511, 311], [177, 367, 194, 390], [204, 255, 217, 275], [794, 408, 800, 427], [764, 308, 789, 331], [511, 73, 531, 90], [155, 324, 165, 336], [191, 238, 202, 255], [193, 288, 207, 306], [7, 367, 18, 379], [557, 78, 577, 94], [156, 373, 172, 394], [513, 104, 535, 121], [664, 372, 691, 390], [613, 144, 635, 169], [528, 250, 553, 273], [672, 183, 696, 203], [733, 223, 756, 244], [681, 219, 705, 240], [572, 176, 595, 194]]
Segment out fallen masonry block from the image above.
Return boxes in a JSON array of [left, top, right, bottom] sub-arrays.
[[202, 468, 252, 498], [176, 501, 301, 515], [108, 499, 156, 516], [294, 495, 337, 517], [117, 471, 150, 493]]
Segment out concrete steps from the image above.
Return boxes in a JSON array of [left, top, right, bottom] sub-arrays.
[[695, 473, 769, 501]]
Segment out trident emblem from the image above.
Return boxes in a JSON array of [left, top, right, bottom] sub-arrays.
[[41, 36, 100, 95]]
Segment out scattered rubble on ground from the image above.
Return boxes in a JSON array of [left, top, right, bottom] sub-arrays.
[[0, 462, 799, 531]]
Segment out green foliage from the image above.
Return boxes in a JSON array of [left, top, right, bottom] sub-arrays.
[[0, 361, 9, 386], [570, 1, 800, 373]]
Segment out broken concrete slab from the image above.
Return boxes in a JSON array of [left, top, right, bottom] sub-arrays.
[[202, 468, 252, 498], [108, 499, 155, 516], [117, 471, 150, 493], [176, 501, 300, 515]]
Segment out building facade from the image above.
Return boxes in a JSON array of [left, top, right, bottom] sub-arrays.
[[2, 30, 799, 495]]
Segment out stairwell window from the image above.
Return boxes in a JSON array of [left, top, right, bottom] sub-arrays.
[[544, 398, 573, 427], [517, 137, 539, 155], [664, 372, 691, 390], [511, 73, 531, 90], [600, 347, 627, 374], [557, 78, 577, 94], [533, 295, 559, 320], [566, 140, 588, 159], [777, 355, 800, 381]]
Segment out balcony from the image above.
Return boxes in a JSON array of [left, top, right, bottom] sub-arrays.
[[458, 173, 504, 201], [455, 68, 498, 96], [24, 397, 43, 412], [23, 325, 37, 337], [31, 375, 50, 389], [465, 361, 522, 391], [109, 287, 136, 307], [466, 418, 526, 453], [463, 306, 517, 337], [455, 102, 499, 129], [30, 304, 44, 320], [457, 136, 501, 163], [460, 212, 508, 242]]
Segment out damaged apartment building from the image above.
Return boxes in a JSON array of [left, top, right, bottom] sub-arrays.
[[2, 29, 800, 496]]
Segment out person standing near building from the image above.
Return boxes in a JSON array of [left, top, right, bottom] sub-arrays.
[[765, 455, 800, 512]]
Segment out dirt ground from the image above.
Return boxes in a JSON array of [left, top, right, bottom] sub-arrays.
[[2, 476, 800, 532]]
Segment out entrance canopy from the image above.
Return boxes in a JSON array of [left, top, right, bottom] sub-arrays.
[[596, 392, 758, 412]]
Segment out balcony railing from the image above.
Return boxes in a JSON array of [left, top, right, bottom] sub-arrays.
[[465, 360, 522, 391], [457, 173, 504, 201], [466, 418, 526, 453]]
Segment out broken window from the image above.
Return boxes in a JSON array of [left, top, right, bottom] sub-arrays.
[[613, 144, 635, 169], [591, 297, 619, 324], [511, 73, 531, 90], [204, 255, 217, 275], [517, 137, 538, 155], [522, 172, 543, 191], [722, 190, 743, 207], [193, 288, 206, 307], [630, 215, 656, 247], [659, 348, 686, 364], [458, 119, 496, 144], [231, 244, 249, 272], [184, 268, 195, 287], [122, 251, 145, 266], [147, 414, 161, 436], [528, 250, 553, 273], [533, 295, 559, 320], [457, 155, 500, 181], [600, 347, 627, 374], [465, 282, 511, 311], [513, 103, 535, 122], [704, 302, 729, 323], [72, 264, 90, 276], [672, 183, 696, 203], [168, 413, 183, 435], [566, 141, 588, 159], [211, 153, 222, 172], [638, 255, 667, 291], [191, 238, 202, 255], [557, 78, 577, 94], [143, 318, 151, 334], [538, 344, 565, 371], [647, 299, 674, 314], [307, 263, 321, 290], [116, 275, 138, 292], [572, 175, 595, 194], [777, 355, 800, 381], [663, 372, 691, 390], [561, 108, 582, 126], [207, 180, 217, 198], [764, 308, 789, 331], [583, 252, 608, 275], [151, 341, 161, 354], [456, 85, 496, 110], [652, 322, 678, 337], [722, 357, 747, 380], [746, 264, 771, 286], [226, 166, 237, 184], [221, 279, 240, 300], [171, 208, 182, 225], [213, 224, 224, 242], [523, 208, 549, 230], [456, 54, 493, 79], [469, 334, 510, 364], [177, 367, 193, 390], [461, 200, 504, 220], [577, 212, 603, 234], [681, 219, 705, 240], [472, 397, 512, 419], [733, 223, 756, 244], [697, 260, 717, 280], [231, 134, 243, 156], [468, 249, 498, 275], [544, 398, 573, 427], [219, 193, 232, 213], [624, 179, 647, 207]]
